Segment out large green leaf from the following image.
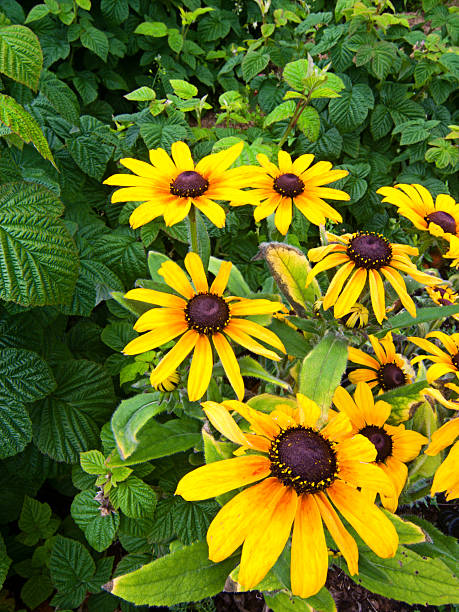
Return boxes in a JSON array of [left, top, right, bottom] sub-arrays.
[[0, 182, 78, 306], [49, 536, 96, 608], [107, 540, 237, 606], [0, 95, 55, 166], [30, 360, 115, 463], [328, 84, 374, 132], [109, 475, 157, 518], [71, 489, 119, 552], [0, 395, 32, 459], [378, 304, 459, 334], [0, 348, 56, 402], [299, 334, 348, 420], [39, 69, 80, 124], [0, 25, 43, 90]]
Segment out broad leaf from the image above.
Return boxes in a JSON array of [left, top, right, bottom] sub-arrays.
[[49, 536, 96, 608], [0, 348, 56, 402], [0, 395, 32, 459], [0, 25, 43, 90], [208, 256, 251, 296], [110, 476, 157, 518], [71, 489, 119, 552]]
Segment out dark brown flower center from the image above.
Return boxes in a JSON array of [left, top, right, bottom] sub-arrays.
[[359, 425, 393, 462], [425, 211, 456, 235], [273, 173, 304, 198], [170, 171, 209, 198], [269, 426, 338, 494], [452, 352, 459, 370], [185, 293, 230, 335], [347, 232, 393, 270], [377, 362, 406, 390]]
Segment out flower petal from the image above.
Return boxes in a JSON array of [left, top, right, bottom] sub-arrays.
[[123, 321, 187, 355], [150, 330, 198, 386], [188, 334, 213, 401], [184, 252, 208, 293], [210, 260, 232, 296], [124, 288, 186, 308], [225, 322, 282, 361], [159, 260, 195, 299], [213, 332, 244, 400], [171, 141, 194, 170]]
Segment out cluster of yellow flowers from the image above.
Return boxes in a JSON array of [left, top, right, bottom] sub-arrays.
[[105, 142, 459, 599]]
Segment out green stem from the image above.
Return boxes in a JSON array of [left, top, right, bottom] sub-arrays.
[[188, 206, 199, 254], [277, 92, 311, 150]]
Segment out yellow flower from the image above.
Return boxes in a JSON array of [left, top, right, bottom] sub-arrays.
[[348, 331, 413, 393], [236, 150, 349, 235], [377, 184, 459, 239], [103, 141, 255, 229], [306, 231, 442, 324], [426, 285, 459, 320], [409, 331, 459, 383], [152, 370, 180, 392], [175, 395, 398, 598], [341, 303, 369, 328], [122, 253, 286, 401], [423, 382, 459, 411], [333, 383, 427, 512], [425, 413, 459, 500], [445, 235, 459, 267]]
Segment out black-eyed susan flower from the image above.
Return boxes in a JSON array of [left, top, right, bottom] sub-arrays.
[[425, 411, 459, 500], [306, 231, 442, 324], [333, 383, 427, 512], [341, 303, 369, 329], [175, 395, 398, 598], [409, 332, 459, 383], [445, 235, 459, 267], [426, 285, 459, 321], [377, 184, 459, 240], [348, 331, 413, 393], [236, 150, 349, 235], [103, 141, 256, 229], [122, 253, 286, 401]]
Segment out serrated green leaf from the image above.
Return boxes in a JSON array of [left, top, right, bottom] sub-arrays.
[[0, 395, 32, 459], [0, 348, 56, 402], [20, 574, 54, 610], [439, 52, 459, 80], [283, 59, 309, 91], [299, 334, 348, 420], [172, 498, 219, 545], [268, 318, 311, 359], [124, 86, 156, 101], [80, 26, 109, 61], [0, 25, 42, 90], [80, 450, 106, 475], [170, 79, 198, 100], [139, 122, 188, 150], [18, 496, 52, 545], [110, 475, 157, 518], [31, 360, 115, 463], [39, 69, 80, 124], [108, 540, 237, 606], [263, 100, 296, 127], [25, 5, 51, 24], [265, 590, 336, 612], [135, 22, 168, 37], [67, 132, 113, 180], [370, 104, 393, 140], [50, 536, 95, 607], [0, 183, 78, 305], [328, 84, 374, 132], [258, 242, 318, 317], [0, 94, 55, 165], [297, 106, 321, 141], [241, 51, 270, 82], [71, 489, 119, 552], [405, 514, 459, 574]]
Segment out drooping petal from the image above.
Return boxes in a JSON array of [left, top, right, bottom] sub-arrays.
[[223, 400, 280, 440], [274, 198, 293, 235], [291, 494, 328, 598], [193, 196, 226, 228], [348, 346, 380, 370], [334, 268, 367, 318], [175, 455, 272, 501], [296, 394, 320, 427], [150, 330, 198, 386], [322, 261, 356, 310], [368, 269, 387, 323], [225, 322, 282, 361], [229, 318, 285, 353], [188, 334, 213, 401], [425, 417, 459, 455], [381, 267, 416, 317], [213, 333, 244, 400]]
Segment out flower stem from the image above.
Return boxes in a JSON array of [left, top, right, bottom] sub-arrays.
[[188, 206, 199, 254]]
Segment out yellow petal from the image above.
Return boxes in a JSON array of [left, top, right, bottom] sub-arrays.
[[123, 321, 187, 355], [193, 197, 226, 228], [337, 433, 377, 463], [425, 417, 459, 455], [322, 261, 355, 309], [159, 260, 195, 299], [333, 268, 367, 318], [119, 157, 162, 179], [328, 481, 398, 558], [380, 267, 416, 317], [124, 288, 186, 308], [201, 401, 249, 447], [229, 298, 285, 316], [274, 198, 292, 235], [296, 393, 320, 427], [150, 330, 198, 385], [210, 260, 232, 295], [129, 201, 166, 229], [348, 346, 380, 370], [213, 332, 244, 400], [171, 141, 194, 170], [133, 307, 186, 332], [332, 386, 365, 429], [225, 322, 282, 361], [229, 318, 285, 353], [277, 150, 293, 173], [175, 455, 271, 501], [223, 400, 280, 440], [238, 484, 297, 589], [291, 494, 328, 599], [368, 269, 387, 323], [187, 334, 213, 401], [163, 199, 192, 226], [184, 252, 208, 293]]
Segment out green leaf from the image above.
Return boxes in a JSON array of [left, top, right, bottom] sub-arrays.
[[241, 51, 270, 82], [265, 590, 336, 612], [439, 52, 459, 80], [0, 182, 78, 306], [405, 515, 459, 574], [101, 0, 129, 24], [170, 79, 198, 100], [25, 5, 51, 24], [257, 242, 318, 317], [0, 94, 55, 166], [283, 59, 309, 91], [370, 104, 393, 140], [110, 418, 201, 467], [124, 86, 156, 101], [110, 476, 157, 518], [192, 209, 210, 271], [172, 498, 219, 545], [208, 256, 251, 297], [299, 334, 348, 419], [381, 304, 459, 332], [168, 29, 183, 54], [80, 450, 106, 475], [50, 536, 96, 608], [0, 534, 11, 590], [0, 348, 56, 402], [328, 84, 374, 132], [310, 73, 345, 99], [80, 26, 109, 61], [378, 381, 430, 425], [21, 575, 54, 610], [0, 25, 43, 90], [394, 120, 430, 146], [296, 106, 321, 141], [263, 100, 296, 127], [108, 540, 237, 606], [18, 496, 53, 545], [338, 545, 459, 606], [110, 393, 165, 460], [67, 132, 113, 181], [140, 122, 188, 150], [39, 69, 80, 124], [268, 318, 311, 359], [134, 22, 168, 37], [235, 355, 292, 391], [31, 360, 115, 463], [101, 321, 137, 352], [383, 511, 425, 545], [71, 489, 119, 552], [0, 395, 32, 459]]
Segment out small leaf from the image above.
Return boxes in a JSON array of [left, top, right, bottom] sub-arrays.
[[71, 489, 119, 552], [283, 59, 309, 91], [80, 450, 106, 475], [18, 496, 52, 544], [0, 396, 32, 459], [108, 541, 237, 606], [135, 22, 168, 37], [80, 26, 109, 61], [241, 51, 270, 82], [257, 242, 318, 316], [296, 106, 321, 141], [170, 79, 198, 100], [110, 476, 157, 518], [124, 86, 156, 101], [263, 100, 296, 127], [299, 334, 348, 420], [379, 382, 429, 425]]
